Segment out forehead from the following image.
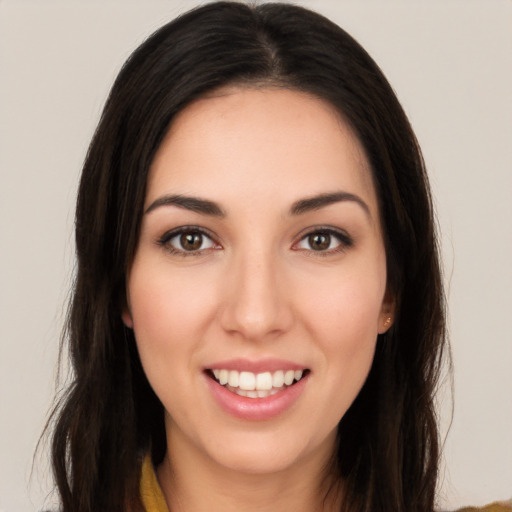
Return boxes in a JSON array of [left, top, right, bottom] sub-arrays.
[[147, 87, 377, 215]]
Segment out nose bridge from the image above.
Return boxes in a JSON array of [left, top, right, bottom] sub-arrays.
[[220, 243, 292, 340]]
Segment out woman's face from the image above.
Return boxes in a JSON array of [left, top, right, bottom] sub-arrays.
[[124, 87, 393, 476]]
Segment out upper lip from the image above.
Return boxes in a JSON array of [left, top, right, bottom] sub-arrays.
[[205, 358, 308, 373]]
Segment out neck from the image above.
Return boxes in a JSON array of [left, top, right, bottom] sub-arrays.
[[156, 425, 341, 512]]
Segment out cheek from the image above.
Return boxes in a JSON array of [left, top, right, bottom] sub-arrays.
[[296, 260, 385, 385], [126, 263, 220, 400], [128, 265, 216, 346], [303, 273, 384, 346], [126, 264, 221, 414]]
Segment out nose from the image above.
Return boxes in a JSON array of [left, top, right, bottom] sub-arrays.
[[219, 248, 294, 342]]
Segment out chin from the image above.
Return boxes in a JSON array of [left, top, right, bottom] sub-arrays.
[[199, 427, 337, 477], [212, 447, 303, 476]]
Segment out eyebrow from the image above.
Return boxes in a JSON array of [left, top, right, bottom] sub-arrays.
[[289, 191, 371, 218], [145, 190, 370, 219], [145, 194, 225, 217]]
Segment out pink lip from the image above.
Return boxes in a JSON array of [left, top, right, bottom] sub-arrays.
[[204, 370, 309, 421], [205, 358, 306, 373]]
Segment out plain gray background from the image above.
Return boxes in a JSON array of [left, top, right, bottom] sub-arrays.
[[1, 1, 511, 511]]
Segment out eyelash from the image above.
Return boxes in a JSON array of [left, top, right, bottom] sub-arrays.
[[157, 226, 220, 257], [156, 226, 353, 257], [292, 227, 353, 256]]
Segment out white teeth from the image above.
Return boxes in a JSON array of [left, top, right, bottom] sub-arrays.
[[211, 368, 306, 396], [256, 372, 272, 390], [272, 370, 284, 388], [239, 371, 256, 390], [228, 370, 239, 387], [219, 369, 229, 386], [284, 370, 295, 385]]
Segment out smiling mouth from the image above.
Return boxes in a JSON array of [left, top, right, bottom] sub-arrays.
[[207, 368, 309, 398]]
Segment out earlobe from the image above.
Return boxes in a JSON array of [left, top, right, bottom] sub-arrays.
[[378, 289, 396, 334], [378, 315, 393, 334], [121, 287, 133, 328], [122, 308, 133, 329]]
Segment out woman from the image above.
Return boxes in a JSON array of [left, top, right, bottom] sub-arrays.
[[46, 2, 450, 511]]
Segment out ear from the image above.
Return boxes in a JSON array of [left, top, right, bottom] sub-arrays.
[[378, 288, 396, 334], [122, 306, 133, 329], [121, 284, 134, 328]]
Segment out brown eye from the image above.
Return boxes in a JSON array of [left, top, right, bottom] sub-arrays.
[[180, 232, 204, 251], [294, 228, 353, 254], [308, 233, 331, 251], [160, 228, 216, 254]]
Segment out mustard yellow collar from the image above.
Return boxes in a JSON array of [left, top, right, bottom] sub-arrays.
[[140, 455, 169, 512], [139, 454, 511, 512]]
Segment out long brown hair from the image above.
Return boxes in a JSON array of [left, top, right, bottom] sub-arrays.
[[45, 2, 447, 511]]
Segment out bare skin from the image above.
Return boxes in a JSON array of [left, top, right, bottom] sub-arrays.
[[124, 87, 394, 512], [157, 425, 340, 512]]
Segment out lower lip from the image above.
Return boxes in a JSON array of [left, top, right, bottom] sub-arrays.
[[205, 373, 309, 421]]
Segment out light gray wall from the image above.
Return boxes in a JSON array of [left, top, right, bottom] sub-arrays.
[[1, 1, 510, 511]]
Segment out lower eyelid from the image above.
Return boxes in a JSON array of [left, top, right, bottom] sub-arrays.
[[172, 233, 214, 250], [294, 229, 353, 251], [157, 227, 220, 252], [156, 226, 352, 255]]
